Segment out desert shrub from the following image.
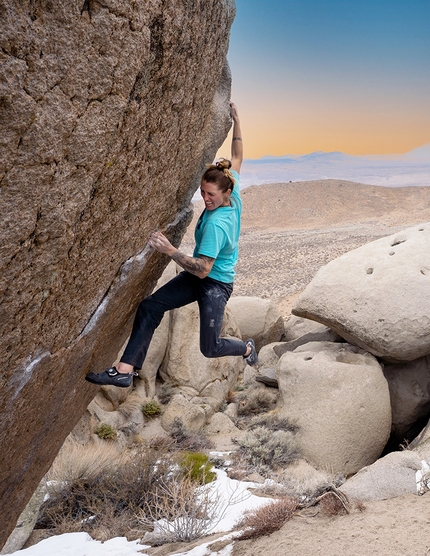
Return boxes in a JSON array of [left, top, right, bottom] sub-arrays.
[[148, 435, 176, 452], [95, 423, 117, 441], [226, 390, 237, 404], [236, 497, 298, 540], [170, 418, 214, 451], [236, 388, 277, 417], [179, 452, 216, 485], [37, 446, 177, 539], [307, 486, 350, 516], [157, 382, 175, 405], [236, 426, 299, 474], [142, 400, 162, 418], [249, 413, 298, 433], [137, 474, 227, 544]]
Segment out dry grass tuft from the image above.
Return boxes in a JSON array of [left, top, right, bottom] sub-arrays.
[[226, 390, 238, 404], [47, 439, 126, 483], [354, 500, 367, 512], [236, 497, 298, 540], [38, 445, 175, 539], [157, 382, 176, 405]]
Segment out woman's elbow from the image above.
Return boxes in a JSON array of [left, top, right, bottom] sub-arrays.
[[198, 269, 210, 279]]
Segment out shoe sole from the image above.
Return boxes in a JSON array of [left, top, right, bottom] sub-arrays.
[[85, 375, 132, 388]]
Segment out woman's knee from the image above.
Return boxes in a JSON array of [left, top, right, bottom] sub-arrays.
[[136, 296, 164, 322], [200, 342, 219, 358]]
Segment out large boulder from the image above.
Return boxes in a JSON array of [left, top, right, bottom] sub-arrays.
[[292, 223, 430, 363], [276, 342, 392, 476], [227, 296, 285, 352], [0, 1, 235, 547], [160, 303, 243, 413]]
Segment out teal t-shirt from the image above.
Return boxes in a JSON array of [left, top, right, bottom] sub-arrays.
[[193, 169, 241, 283]]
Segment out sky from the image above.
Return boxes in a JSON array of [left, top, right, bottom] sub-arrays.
[[219, 0, 430, 159]]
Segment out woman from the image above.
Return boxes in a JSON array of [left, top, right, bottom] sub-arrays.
[[86, 103, 257, 388]]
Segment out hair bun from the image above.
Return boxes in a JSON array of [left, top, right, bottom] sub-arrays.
[[215, 158, 232, 171]]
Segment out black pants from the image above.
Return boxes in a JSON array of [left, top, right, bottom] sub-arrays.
[[120, 271, 247, 370]]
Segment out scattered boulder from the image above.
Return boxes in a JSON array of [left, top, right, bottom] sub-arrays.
[[206, 412, 239, 436], [273, 328, 343, 358], [255, 368, 278, 388], [277, 342, 392, 476], [227, 296, 285, 352], [339, 451, 422, 502], [257, 342, 286, 369], [284, 315, 337, 341], [292, 223, 430, 363]]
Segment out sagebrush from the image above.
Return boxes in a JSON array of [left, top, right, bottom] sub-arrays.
[[141, 400, 162, 418], [236, 425, 299, 475], [236, 497, 298, 539], [236, 388, 277, 417]]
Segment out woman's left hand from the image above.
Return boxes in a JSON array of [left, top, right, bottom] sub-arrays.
[[148, 231, 176, 256]]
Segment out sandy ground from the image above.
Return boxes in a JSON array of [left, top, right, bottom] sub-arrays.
[[231, 494, 430, 556], [179, 179, 430, 556]]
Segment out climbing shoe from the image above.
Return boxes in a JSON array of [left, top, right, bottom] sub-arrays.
[[244, 338, 258, 366], [85, 367, 137, 388]]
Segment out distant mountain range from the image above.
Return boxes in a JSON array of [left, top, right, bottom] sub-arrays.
[[239, 143, 430, 189]]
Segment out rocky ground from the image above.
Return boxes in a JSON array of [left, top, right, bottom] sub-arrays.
[[178, 179, 430, 556]]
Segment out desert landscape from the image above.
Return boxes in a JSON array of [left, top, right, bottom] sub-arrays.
[[179, 178, 430, 556], [6, 179, 430, 556], [184, 179, 430, 313]]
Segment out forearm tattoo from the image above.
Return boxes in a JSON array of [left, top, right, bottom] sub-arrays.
[[171, 251, 214, 277]]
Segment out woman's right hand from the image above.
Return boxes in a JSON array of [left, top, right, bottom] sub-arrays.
[[230, 102, 239, 122]]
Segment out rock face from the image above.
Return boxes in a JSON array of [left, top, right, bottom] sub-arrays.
[[292, 223, 430, 363], [0, 0, 235, 547], [277, 342, 392, 476], [160, 302, 243, 412], [383, 356, 430, 446], [227, 296, 285, 352]]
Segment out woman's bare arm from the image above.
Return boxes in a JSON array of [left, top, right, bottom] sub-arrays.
[[148, 231, 214, 279], [230, 102, 243, 173]]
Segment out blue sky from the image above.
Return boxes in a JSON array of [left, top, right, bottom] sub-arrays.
[[220, 0, 430, 158]]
